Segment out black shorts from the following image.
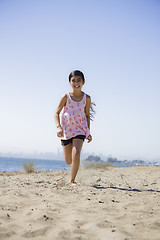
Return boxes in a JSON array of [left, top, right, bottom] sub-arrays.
[[61, 135, 85, 146]]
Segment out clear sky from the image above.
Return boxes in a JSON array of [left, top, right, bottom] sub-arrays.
[[0, 0, 160, 161]]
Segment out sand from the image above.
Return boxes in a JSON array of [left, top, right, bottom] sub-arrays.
[[0, 165, 160, 240]]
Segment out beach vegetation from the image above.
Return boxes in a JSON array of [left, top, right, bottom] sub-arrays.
[[84, 162, 112, 170], [22, 160, 36, 173]]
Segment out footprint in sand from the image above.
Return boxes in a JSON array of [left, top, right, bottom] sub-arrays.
[[0, 230, 15, 239], [22, 227, 49, 238]]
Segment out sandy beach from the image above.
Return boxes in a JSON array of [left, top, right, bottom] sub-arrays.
[[0, 165, 160, 240]]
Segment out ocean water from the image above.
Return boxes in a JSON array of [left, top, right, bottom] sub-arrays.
[[0, 157, 158, 172], [0, 157, 70, 172]]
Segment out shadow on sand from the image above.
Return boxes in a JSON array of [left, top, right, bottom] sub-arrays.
[[92, 184, 160, 193]]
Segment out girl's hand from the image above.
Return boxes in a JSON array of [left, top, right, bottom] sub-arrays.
[[87, 134, 92, 143], [57, 126, 64, 138]]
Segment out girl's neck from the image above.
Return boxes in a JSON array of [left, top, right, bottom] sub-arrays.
[[71, 90, 83, 97]]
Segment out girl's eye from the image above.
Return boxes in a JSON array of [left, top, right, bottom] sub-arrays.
[[76, 79, 81, 83], [71, 78, 81, 83]]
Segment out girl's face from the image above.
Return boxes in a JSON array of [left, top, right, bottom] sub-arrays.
[[70, 75, 85, 90]]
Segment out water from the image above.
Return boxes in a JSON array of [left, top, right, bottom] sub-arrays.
[[0, 157, 158, 172], [0, 157, 70, 172]]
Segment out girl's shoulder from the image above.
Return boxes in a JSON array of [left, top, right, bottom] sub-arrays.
[[85, 93, 91, 102], [86, 93, 91, 99], [82, 91, 91, 99], [59, 93, 68, 106], [62, 93, 68, 99]]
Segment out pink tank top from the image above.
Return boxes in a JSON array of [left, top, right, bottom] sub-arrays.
[[61, 92, 90, 140]]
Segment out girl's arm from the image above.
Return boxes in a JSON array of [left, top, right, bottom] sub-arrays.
[[85, 95, 92, 143], [55, 94, 67, 137], [85, 94, 91, 129]]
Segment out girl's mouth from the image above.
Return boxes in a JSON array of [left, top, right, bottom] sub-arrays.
[[74, 86, 80, 88]]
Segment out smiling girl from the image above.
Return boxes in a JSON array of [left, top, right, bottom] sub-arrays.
[[55, 70, 92, 184]]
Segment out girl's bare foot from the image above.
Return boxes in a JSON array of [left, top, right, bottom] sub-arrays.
[[67, 181, 80, 186], [70, 181, 77, 185]]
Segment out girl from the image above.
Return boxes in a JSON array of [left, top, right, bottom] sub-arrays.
[[55, 70, 92, 184]]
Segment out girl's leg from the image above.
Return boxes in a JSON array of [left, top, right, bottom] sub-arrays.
[[70, 139, 83, 183], [63, 143, 72, 165]]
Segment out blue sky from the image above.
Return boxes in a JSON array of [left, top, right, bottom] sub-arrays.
[[0, 0, 160, 161]]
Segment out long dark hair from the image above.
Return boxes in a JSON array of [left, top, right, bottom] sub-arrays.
[[90, 102, 96, 121]]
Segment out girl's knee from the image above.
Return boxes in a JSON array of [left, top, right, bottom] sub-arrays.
[[72, 147, 81, 157], [63, 144, 72, 165], [65, 158, 72, 165]]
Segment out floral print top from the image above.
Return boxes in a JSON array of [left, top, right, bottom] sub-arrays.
[[61, 92, 90, 140]]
